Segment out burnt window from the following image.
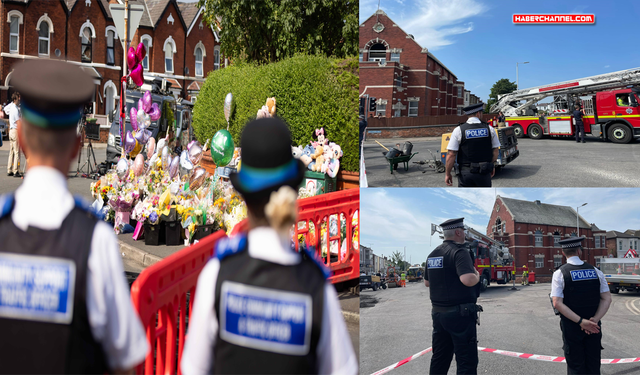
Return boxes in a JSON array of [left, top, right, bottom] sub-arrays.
[[81, 27, 92, 63]]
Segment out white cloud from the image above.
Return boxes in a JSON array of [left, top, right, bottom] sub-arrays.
[[604, 65, 610, 68], [569, 5, 589, 14]]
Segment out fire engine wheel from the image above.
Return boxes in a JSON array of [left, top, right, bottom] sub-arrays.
[[382, 283, 387, 289], [528, 124, 543, 139], [479, 275, 488, 292], [607, 124, 632, 144], [512, 125, 524, 138]]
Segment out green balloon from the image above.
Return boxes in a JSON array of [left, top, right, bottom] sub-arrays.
[[211, 129, 234, 167]]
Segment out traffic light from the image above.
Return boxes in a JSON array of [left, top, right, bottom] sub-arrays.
[[369, 97, 377, 113]]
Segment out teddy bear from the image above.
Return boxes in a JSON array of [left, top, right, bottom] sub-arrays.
[[310, 145, 324, 172], [266, 97, 276, 116]]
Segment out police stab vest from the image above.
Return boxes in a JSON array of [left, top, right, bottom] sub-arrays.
[[213, 235, 326, 374], [560, 262, 601, 323], [427, 241, 477, 307], [458, 122, 493, 165], [0, 194, 107, 374]]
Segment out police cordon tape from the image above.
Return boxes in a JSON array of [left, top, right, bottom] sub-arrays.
[[369, 346, 640, 375]]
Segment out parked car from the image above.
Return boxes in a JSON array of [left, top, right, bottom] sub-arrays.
[[360, 274, 384, 291], [0, 119, 7, 140]]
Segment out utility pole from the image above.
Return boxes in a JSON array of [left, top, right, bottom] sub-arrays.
[[404, 246, 406, 272], [121, 0, 129, 148]]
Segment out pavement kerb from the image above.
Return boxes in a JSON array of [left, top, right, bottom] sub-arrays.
[[342, 310, 360, 325], [119, 240, 361, 323], [119, 240, 163, 268]]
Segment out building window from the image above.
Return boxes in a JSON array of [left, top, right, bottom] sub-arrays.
[[214, 46, 220, 70], [457, 107, 462, 116], [104, 84, 116, 116], [554, 232, 561, 247], [457, 87, 462, 98], [376, 102, 386, 117], [369, 43, 386, 62], [142, 39, 150, 70], [359, 52, 363, 62], [619, 240, 623, 251], [534, 230, 543, 247], [394, 108, 401, 117], [554, 255, 562, 268], [165, 47, 173, 73], [570, 232, 577, 237], [595, 235, 600, 248], [594, 256, 602, 268], [106, 30, 115, 65], [81, 27, 92, 63], [10, 16, 19, 53], [38, 21, 49, 55], [390, 52, 400, 62], [535, 255, 544, 268], [195, 47, 203, 77], [408, 102, 418, 117], [394, 75, 402, 88]]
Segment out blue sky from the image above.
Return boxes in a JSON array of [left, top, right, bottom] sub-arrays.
[[361, 188, 640, 266], [359, 0, 640, 102]]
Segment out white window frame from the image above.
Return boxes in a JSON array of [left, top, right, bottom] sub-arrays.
[[36, 14, 53, 56], [594, 256, 602, 268], [359, 52, 363, 62], [376, 103, 386, 117], [214, 45, 220, 70], [595, 235, 600, 248], [8, 13, 22, 53], [140, 34, 152, 71], [194, 41, 206, 77], [535, 255, 544, 268], [457, 107, 462, 116], [105, 29, 116, 65], [80, 22, 96, 63], [554, 233, 561, 247], [408, 101, 418, 117], [103, 80, 117, 116], [534, 231, 543, 247], [554, 254, 562, 268], [390, 52, 400, 62], [163, 37, 176, 73], [619, 240, 623, 251]]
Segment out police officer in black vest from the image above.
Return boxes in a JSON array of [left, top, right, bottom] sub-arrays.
[[551, 237, 612, 374], [181, 118, 357, 375], [573, 104, 586, 143], [425, 218, 481, 374], [445, 103, 501, 187], [0, 60, 148, 373]]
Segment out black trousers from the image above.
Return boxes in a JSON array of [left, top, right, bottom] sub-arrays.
[[575, 123, 585, 142], [560, 319, 602, 375], [458, 169, 491, 188], [430, 311, 478, 375]]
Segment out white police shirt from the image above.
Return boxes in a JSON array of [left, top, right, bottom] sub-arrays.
[[181, 227, 358, 375], [10, 166, 149, 371], [447, 117, 501, 151], [550, 256, 609, 298]]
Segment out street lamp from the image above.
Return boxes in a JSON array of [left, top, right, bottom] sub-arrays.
[[516, 61, 529, 90], [576, 203, 587, 237]]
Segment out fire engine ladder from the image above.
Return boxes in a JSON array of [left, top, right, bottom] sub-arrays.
[[490, 67, 640, 116], [432, 223, 506, 249]]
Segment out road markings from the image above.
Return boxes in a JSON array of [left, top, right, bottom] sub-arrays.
[[625, 299, 640, 315]]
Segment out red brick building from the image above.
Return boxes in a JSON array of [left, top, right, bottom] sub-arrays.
[[0, 0, 222, 121], [359, 9, 473, 118], [487, 196, 607, 282]]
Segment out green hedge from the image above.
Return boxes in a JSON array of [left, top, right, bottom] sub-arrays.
[[192, 54, 359, 172]]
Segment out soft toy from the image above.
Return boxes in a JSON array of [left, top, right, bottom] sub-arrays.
[[311, 145, 323, 160], [301, 145, 314, 169], [256, 105, 270, 119], [266, 97, 276, 116], [312, 128, 328, 147], [292, 146, 303, 159], [311, 145, 324, 172], [325, 143, 342, 178]]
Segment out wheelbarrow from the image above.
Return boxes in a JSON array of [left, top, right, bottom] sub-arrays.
[[413, 149, 445, 173], [374, 140, 419, 174]]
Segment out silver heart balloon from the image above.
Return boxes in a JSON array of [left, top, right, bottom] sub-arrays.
[[169, 155, 180, 179], [116, 158, 129, 180], [189, 167, 207, 191], [149, 153, 158, 170], [188, 143, 203, 165], [157, 138, 166, 153], [180, 150, 194, 178], [161, 146, 170, 171]]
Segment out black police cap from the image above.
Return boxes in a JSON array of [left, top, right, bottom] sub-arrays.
[[462, 102, 485, 115], [558, 236, 585, 249], [440, 218, 464, 230]]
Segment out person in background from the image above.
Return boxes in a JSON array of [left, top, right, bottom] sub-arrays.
[[181, 117, 357, 375], [0, 60, 148, 374], [497, 111, 506, 129], [573, 104, 586, 144], [6, 92, 21, 177]]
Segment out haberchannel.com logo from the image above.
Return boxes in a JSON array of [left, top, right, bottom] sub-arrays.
[[512, 14, 595, 24]]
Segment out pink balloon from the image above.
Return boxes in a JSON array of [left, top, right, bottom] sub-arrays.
[[146, 137, 156, 159], [149, 102, 161, 121], [127, 47, 137, 70], [129, 106, 139, 131], [124, 131, 136, 154], [169, 155, 179, 179], [133, 154, 144, 177], [136, 42, 146, 64], [130, 64, 144, 86], [137, 98, 144, 112], [142, 91, 152, 113]]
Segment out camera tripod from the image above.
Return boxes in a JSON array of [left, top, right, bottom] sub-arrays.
[[76, 118, 99, 179]]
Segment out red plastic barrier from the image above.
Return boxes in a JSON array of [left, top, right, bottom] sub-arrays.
[[295, 189, 360, 284], [130, 230, 226, 375], [131, 189, 360, 373]]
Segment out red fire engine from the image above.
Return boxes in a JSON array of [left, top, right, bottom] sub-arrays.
[[490, 67, 640, 143], [431, 223, 525, 292]]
